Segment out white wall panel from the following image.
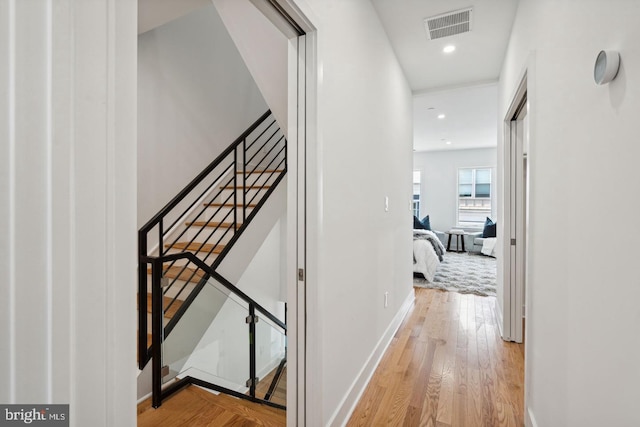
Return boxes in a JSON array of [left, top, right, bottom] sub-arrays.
[[290, 0, 414, 424], [499, 1, 640, 425], [0, 0, 137, 425], [0, 0, 13, 404]]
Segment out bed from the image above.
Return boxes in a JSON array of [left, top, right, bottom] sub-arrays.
[[413, 229, 446, 282]]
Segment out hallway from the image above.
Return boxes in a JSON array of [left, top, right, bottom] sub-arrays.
[[347, 288, 524, 426]]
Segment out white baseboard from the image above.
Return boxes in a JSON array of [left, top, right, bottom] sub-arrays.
[[137, 392, 152, 405], [495, 299, 505, 339], [526, 407, 538, 427], [326, 289, 416, 427], [137, 359, 153, 401]]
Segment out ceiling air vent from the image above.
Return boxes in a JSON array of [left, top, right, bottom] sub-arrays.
[[424, 7, 473, 41]]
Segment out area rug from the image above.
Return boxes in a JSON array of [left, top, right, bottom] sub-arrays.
[[413, 252, 496, 297]]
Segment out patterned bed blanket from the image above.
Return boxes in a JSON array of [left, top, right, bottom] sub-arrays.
[[413, 229, 446, 282], [413, 229, 445, 261]]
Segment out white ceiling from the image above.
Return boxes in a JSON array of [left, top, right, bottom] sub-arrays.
[[413, 83, 497, 152], [371, 0, 519, 152], [138, 0, 519, 152], [371, 0, 519, 91]]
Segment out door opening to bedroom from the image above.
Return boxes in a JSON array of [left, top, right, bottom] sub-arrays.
[[412, 84, 499, 295]]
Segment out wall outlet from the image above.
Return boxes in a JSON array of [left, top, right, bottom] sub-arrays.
[[384, 291, 389, 308]]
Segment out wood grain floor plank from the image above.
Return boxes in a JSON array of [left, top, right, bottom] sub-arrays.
[[387, 338, 425, 425], [452, 391, 467, 427], [418, 341, 446, 427], [348, 384, 387, 427], [476, 297, 499, 427], [347, 288, 524, 427], [436, 292, 460, 426], [372, 334, 419, 425], [465, 294, 483, 427], [455, 295, 469, 397]]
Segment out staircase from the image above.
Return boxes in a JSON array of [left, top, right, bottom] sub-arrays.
[[138, 110, 287, 410]]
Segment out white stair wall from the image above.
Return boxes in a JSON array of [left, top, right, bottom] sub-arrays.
[[212, 0, 290, 135], [138, 0, 210, 34]]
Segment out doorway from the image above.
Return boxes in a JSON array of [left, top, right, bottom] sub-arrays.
[[135, 0, 316, 423], [503, 74, 528, 343]]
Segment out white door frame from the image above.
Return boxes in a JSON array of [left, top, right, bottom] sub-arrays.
[[502, 73, 528, 343], [261, 1, 317, 424]]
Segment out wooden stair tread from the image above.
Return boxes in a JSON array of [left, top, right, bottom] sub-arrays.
[[186, 221, 240, 228], [204, 202, 258, 208], [154, 294, 181, 319], [147, 265, 204, 283], [144, 293, 183, 319], [166, 241, 226, 254]]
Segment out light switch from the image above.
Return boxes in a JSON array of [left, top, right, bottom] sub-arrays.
[[385, 196, 389, 212]]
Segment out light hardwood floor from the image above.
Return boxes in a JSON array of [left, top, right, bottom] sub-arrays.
[[137, 385, 285, 427], [347, 288, 524, 427], [137, 288, 523, 426]]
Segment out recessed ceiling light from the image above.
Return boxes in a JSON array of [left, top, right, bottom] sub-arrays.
[[443, 45, 456, 53], [446, 141, 452, 145], [438, 114, 446, 119]]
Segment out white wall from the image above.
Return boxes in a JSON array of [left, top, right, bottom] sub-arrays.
[[290, 1, 415, 424], [212, 0, 290, 133], [138, 0, 209, 34], [138, 4, 268, 226], [235, 219, 285, 315], [413, 148, 497, 232], [0, 0, 136, 425], [498, 1, 640, 426]]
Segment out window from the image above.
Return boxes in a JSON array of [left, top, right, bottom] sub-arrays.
[[457, 167, 492, 226], [413, 170, 421, 218]]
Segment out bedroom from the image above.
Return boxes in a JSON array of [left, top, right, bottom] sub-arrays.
[[412, 83, 499, 295]]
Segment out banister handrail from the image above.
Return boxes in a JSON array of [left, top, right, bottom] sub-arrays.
[[142, 252, 286, 331], [140, 110, 273, 234]]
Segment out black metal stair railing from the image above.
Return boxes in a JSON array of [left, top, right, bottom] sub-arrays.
[[145, 252, 286, 409], [137, 110, 287, 409]]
